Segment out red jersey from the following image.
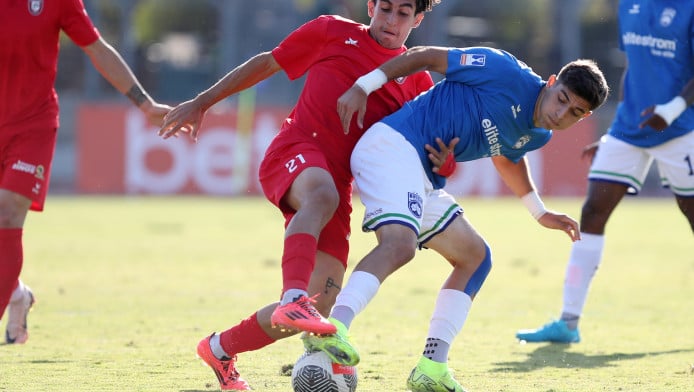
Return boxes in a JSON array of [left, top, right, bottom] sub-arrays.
[[271, 15, 433, 180], [0, 0, 99, 128]]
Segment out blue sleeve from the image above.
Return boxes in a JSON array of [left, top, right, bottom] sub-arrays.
[[445, 47, 530, 87], [503, 131, 552, 163]]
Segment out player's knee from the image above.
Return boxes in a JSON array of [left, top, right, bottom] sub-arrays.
[[463, 242, 492, 297], [380, 237, 417, 269], [580, 202, 610, 232], [308, 183, 340, 215], [0, 194, 29, 228]]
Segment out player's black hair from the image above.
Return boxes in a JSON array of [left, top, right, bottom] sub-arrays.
[[372, 0, 442, 14], [557, 59, 610, 111], [417, 0, 442, 13]]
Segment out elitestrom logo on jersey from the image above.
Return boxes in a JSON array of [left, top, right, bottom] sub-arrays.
[[28, 0, 43, 16], [460, 54, 486, 66], [344, 37, 358, 47], [407, 192, 423, 219], [482, 118, 502, 156]]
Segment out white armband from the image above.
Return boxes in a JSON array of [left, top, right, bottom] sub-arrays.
[[654, 96, 687, 126], [521, 191, 548, 220], [354, 68, 388, 95]]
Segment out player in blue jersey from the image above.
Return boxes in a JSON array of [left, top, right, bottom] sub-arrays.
[[301, 46, 608, 392], [516, 0, 694, 345]]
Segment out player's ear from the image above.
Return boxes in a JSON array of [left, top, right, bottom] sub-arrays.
[[547, 74, 557, 86], [367, 0, 375, 17], [412, 12, 425, 28]]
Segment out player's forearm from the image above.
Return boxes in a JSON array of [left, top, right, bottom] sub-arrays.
[[677, 78, 694, 106], [355, 46, 447, 94], [381, 46, 449, 79], [492, 156, 534, 197], [493, 156, 549, 220], [653, 79, 694, 126], [195, 52, 281, 112], [83, 38, 153, 108]]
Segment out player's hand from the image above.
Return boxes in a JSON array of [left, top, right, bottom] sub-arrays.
[[638, 105, 669, 131], [141, 101, 173, 127], [537, 212, 581, 242], [426, 137, 460, 177], [580, 140, 600, 163], [337, 85, 369, 134], [158, 99, 204, 141]]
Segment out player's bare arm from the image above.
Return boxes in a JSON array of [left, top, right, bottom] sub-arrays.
[[337, 46, 449, 133], [640, 78, 694, 131], [492, 156, 580, 241], [81, 37, 171, 125], [159, 52, 282, 140], [580, 140, 600, 162]]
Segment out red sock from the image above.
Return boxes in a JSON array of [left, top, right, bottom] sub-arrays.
[[281, 233, 317, 293], [0, 229, 23, 316], [219, 312, 276, 355]]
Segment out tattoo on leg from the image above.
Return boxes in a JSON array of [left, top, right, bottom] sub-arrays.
[[126, 85, 147, 107], [324, 277, 341, 294]]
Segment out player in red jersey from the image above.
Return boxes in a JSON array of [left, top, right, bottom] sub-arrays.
[[158, 0, 440, 389], [0, 0, 170, 345]]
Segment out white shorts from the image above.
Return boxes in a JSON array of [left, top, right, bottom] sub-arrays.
[[351, 123, 462, 245], [589, 133, 694, 196]]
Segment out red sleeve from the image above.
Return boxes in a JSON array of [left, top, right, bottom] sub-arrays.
[[416, 71, 435, 92], [271, 16, 331, 81], [61, 0, 100, 47]]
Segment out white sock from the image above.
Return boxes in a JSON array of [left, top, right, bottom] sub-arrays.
[[330, 271, 381, 329], [280, 289, 307, 306], [9, 280, 25, 303], [209, 333, 230, 360], [422, 289, 472, 363], [427, 289, 472, 345], [561, 233, 605, 318]]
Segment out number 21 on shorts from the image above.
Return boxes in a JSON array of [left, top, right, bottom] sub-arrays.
[[285, 154, 306, 173]]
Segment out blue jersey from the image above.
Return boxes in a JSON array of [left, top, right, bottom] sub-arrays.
[[381, 47, 551, 189], [611, 0, 694, 147]]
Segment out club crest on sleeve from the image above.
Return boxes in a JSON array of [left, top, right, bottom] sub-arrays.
[[408, 192, 423, 218], [28, 0, 43, 16], [460, 54, 486, 66], [512, 135, 531, 149]]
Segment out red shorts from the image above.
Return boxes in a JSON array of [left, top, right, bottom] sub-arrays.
[[0, 121, 56, 212], [259, 136, 352, 267]]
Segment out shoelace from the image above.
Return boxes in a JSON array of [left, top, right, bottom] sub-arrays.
[[221, 355, 241, 382], [296, 294, 322, 318]]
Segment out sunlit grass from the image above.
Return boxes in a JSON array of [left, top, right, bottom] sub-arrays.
[[0, 196, 691, 391]]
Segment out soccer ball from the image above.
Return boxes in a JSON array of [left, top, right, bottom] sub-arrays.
[[291, 350, 358, 392]]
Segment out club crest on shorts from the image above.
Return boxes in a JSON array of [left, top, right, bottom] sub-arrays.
[[35, 165, 45, 180], [28, 0, 43, 15], [408, 192, 423, 218]]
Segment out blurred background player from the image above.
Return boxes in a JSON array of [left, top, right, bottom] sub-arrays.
[[158, 0, 439, 389], [516, 0, 694, 344], [0, 0, 170, 345], [303, 46, 609, 392]]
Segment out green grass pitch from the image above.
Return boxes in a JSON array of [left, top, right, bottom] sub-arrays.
[[0, 196, 692, 391]]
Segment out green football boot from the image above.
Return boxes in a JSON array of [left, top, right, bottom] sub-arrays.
[[301, 317, 360, 366], [406, 356, 467, 392]]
